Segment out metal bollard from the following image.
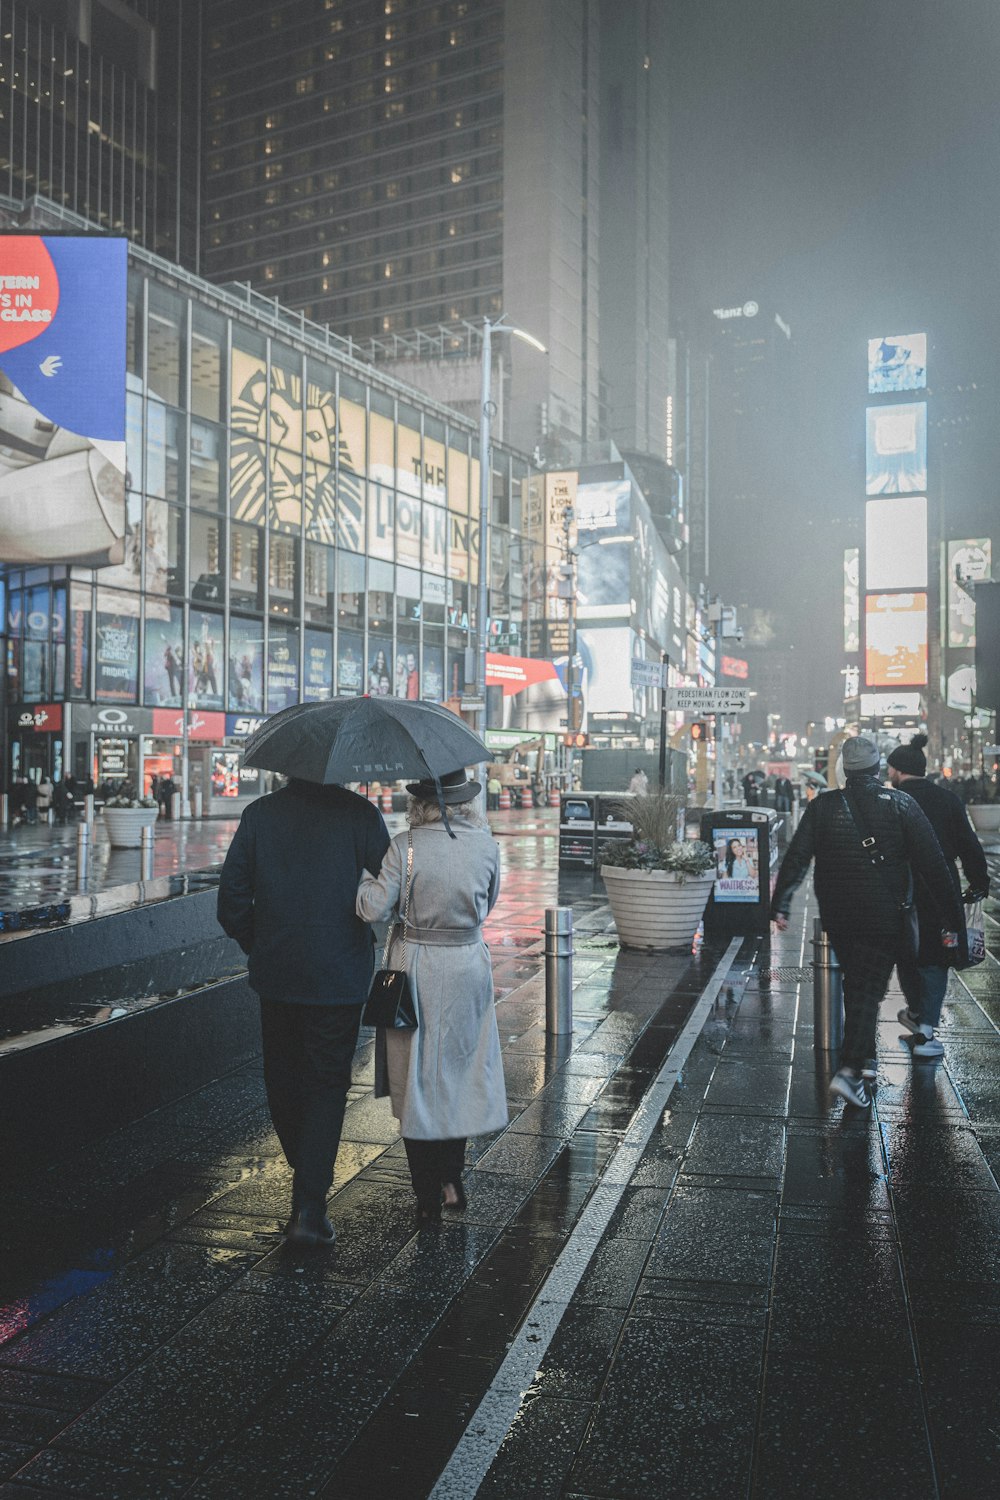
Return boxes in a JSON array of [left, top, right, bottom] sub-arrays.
[[544, 907, 574, 1033], [140, 824, 154, 881], [85, 792, 95, 824], [193, 788, 203, 820], [76, 821, 90, 892], [170, 791, 181, 822], [812, 918, 843, 1052], [47, 807, 55, 826], [0, 793, 7, 826]]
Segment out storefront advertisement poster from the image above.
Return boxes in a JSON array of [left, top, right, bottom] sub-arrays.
[[267, 623, 299, 711], [304, 629, 333, 702], [228, 617, 264, 713], [188, 611, 223, 709], [95, 606, 139, 703], [144, 602, 184, 706]]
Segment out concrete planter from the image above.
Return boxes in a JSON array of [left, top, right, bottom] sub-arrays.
[[601, 865, 715, 951], [968, 803, 1000, 834], [103, 806, 159, 848]]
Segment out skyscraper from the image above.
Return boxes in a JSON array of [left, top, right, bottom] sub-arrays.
[[0, 0, 202, 265], [200, 0, 669, 464]]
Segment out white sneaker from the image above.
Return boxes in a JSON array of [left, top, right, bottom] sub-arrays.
[[898, 1006, 922, 1035], [912, 1026, 944, 1059], [829, 1068, 870, 1109]]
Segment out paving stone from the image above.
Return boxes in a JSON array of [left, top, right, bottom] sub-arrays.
[[568, 1318, 762, 1498], [477, 1394, 594, 1499], [9, 1449, 193, 1498], [683, 1113, 785, 1179], [0, 1246, 257, 1382], [646, 1184, 776, 1286], [755, 1355, 934, 1497]]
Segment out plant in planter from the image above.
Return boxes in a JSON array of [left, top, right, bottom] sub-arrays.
[[103, 794, 159, 848], [600, 792, 716, 951]]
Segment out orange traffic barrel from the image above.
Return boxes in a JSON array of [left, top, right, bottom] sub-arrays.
[[499, 786, 511, 811], [380, 786, 393, 814], [521, 784, 534, 809], [549, 787, 560, 807]]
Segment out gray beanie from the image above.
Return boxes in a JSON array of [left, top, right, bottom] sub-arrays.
[[841, 732, 881, 773]]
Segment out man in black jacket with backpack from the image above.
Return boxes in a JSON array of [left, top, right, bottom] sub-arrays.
[[771, 732, 962, 1109], [887, 733, 989, 1058]]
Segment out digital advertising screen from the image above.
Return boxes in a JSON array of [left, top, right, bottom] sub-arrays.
[[865, 592, 928, 687], [947, 538, 992, 647], [868, 333, 927, 394], [713, 827, 761, 904], [866, 403, 927, 495], [0, 234, 127, 565], [864, 497, 928, 590]]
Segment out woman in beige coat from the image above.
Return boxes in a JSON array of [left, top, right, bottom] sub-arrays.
[[356, 767, 507, 1223]]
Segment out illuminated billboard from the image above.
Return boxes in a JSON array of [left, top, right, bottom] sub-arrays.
[[865, 497, 928, 590], [865, 592, 928, 687], [0, 234, 127, 563], [868, 333, 927, 394], [844, 547, 860, 651], [947, 538, 992, 647], [866, 403, 927, 495]]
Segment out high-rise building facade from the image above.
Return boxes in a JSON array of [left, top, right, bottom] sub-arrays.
[[0, 0, 202, 265], [200, 0, 669, 466]]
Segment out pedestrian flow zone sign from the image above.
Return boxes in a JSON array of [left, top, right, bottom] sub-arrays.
[[630, 659, 668, 690], [666, 686, 750, 714]]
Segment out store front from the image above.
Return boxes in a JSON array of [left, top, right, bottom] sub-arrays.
[[8, 703, 65, 784]]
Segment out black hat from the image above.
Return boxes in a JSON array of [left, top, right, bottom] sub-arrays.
[[887, 733, 928, 777], [404, 767, 481, 804]]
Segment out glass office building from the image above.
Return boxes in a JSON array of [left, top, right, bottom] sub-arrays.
[[2, 236, 544, 806]]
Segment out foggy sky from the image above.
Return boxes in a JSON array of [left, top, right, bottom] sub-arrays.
[[667, 0, 1000, 729]]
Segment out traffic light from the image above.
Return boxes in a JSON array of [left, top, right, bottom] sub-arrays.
[[563, 732, 589, 748], [690, 721, 708, 742]]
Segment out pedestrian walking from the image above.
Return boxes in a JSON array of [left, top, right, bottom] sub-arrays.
[[887, 733, 990, 1057], [773, 773, 794, 812], [21, 777, 38, 825], [157, 774, 175, 820], [770, 732, 962, 1109], [742, 769, 761, 806], [486, 773, 501, 812], [217, 778, 390, 1245], [36, 775, 53, 817], [356, 767, 507, 1224], [51, 778, 71, 824], [628, 767, 649, 796]]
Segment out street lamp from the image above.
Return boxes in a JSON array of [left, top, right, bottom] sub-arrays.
[[475, 316, 547, 761]]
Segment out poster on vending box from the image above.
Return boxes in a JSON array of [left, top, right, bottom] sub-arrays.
[[713, 828, 761, 904]]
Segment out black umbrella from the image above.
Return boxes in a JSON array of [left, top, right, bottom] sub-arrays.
[[241, 695, 489, 787]]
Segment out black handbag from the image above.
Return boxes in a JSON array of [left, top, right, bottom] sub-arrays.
[[362, 832, 417, 1029], [841, 788, 919, 961]]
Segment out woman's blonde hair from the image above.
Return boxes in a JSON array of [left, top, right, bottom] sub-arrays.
[[407, 796, 489, 831]]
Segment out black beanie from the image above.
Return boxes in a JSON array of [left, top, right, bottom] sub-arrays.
[[887, 732, 928, 777]]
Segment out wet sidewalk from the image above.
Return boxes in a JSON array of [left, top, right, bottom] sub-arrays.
[[0, 842, 998, 1498]]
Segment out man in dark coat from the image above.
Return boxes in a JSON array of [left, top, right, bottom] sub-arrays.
[[218, 779, 390, 1244], [771, 732, 961, 1109], [887, 733, 990, 1058]]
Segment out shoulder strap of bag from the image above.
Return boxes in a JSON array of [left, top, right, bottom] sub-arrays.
[[379, 831, 414, 969], [841, 787, 912, 910]]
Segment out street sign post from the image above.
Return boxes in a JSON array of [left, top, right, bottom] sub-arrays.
[[666, 686, 750, 714], [630, 659, 667, 690]]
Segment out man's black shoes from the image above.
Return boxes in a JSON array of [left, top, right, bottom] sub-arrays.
[[285, 1207, 336, 1246]]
